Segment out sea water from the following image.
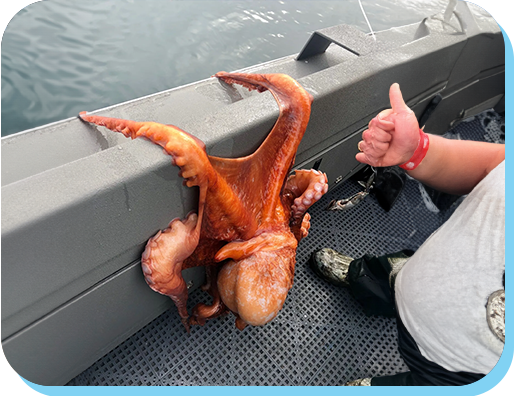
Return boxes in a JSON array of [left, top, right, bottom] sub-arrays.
[[1, 0, 448, 136]]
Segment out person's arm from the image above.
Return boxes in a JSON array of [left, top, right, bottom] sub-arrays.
[[406, 135, 505, 195], [356, 83, 505, 195]]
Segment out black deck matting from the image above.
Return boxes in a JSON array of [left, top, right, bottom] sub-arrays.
[[67, 110, 504, 386]]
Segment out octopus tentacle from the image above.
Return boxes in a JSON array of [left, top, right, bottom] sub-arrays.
[[79, 112, 257, 242], [298, 212, 311, 241], [141, 212, 200, 331], [285, 169, 329, 219], [283, 169, 327, 242], [189, 266, 228, 326], [214, 230, 298, 262], [79, 112, 214, 189], [235, 315, 248, 331], [213, 72, 313, 226]]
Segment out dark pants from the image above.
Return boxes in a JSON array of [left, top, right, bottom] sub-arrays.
[[347, 252, 485, 386]]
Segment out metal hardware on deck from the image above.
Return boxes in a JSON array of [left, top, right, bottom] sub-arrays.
[[296, 25, 376, 61], [312, 158, 323, 171], [418, 94, 443, 127], [327, 168, 375, 211]]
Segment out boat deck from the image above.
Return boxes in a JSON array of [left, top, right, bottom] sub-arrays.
[[67, 110, 504, 386]]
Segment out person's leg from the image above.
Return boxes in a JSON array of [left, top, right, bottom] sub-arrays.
[[310, 249, 413, 317], [313, 248, 485, 386]]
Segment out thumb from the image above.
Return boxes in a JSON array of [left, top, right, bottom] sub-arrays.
[[389, 83, 409, 114]]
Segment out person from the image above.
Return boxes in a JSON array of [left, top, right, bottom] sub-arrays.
[[311, 83, 505, 386]]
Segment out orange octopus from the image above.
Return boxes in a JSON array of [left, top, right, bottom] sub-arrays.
[[79, 72, 328, 331]]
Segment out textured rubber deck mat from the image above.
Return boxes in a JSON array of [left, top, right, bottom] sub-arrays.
[[67, 110, 503, 386]]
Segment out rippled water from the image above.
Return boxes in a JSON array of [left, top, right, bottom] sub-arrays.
[[2, 0, 449, 136]]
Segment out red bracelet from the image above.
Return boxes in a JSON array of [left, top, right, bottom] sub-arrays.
[[399, 129, 430, 171]]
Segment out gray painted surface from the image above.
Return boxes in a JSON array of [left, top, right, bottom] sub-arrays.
[[65, 109, 505, 386], [1, 3, 504, 385]]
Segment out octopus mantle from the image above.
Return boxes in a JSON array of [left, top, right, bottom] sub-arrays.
[[80, 72, 328, 331]]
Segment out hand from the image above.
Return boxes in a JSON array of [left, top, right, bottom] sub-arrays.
[[356, 83, 421, 167]]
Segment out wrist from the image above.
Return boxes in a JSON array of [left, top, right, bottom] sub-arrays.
[[399, 129, 430, 171]]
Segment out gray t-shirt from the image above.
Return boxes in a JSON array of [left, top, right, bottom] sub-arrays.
[[395, 160, 505, 374]]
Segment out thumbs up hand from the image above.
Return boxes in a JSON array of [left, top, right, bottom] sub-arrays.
[[356, 83, 421, 168]]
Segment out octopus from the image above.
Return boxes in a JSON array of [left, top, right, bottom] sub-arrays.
[[79, 72, 328, 331]]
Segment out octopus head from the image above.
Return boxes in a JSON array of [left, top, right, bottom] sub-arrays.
[[217, 246, 296, 327]]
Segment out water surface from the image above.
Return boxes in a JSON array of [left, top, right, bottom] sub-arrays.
[[2, 0, 449, 136]]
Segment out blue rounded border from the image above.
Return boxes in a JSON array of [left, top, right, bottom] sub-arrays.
[[11, 1, 515, 396]]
